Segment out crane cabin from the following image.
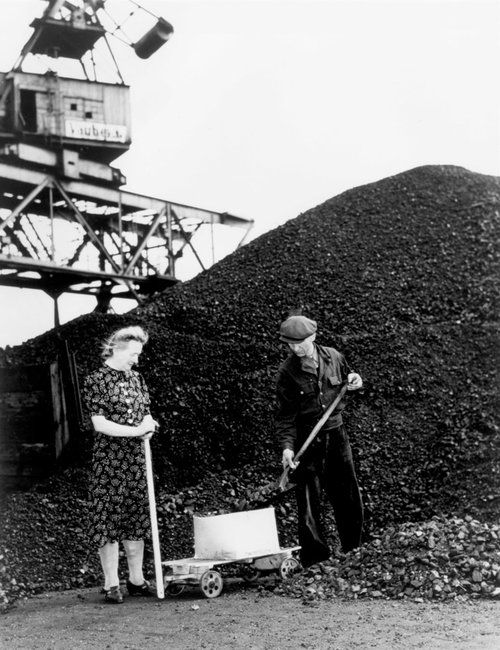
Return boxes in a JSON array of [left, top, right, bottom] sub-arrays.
[[0, 70, 131, 184], [0, 0, 172, 185]]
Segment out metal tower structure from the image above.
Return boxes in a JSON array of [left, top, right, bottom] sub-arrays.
[[0, 0, 253, 322]]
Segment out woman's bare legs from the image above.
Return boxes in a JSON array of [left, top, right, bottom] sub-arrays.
[[123, 539, 145, 586], [98, 541, 120, 590]]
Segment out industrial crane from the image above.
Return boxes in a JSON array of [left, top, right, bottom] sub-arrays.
[[0, 0, 253, 320]]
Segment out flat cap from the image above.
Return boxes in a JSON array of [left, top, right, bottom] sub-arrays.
[[279, 315, 317, 343]]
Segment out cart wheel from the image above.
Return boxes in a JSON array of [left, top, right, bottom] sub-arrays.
[[241, 565, 262, 583], [279, 556, 300, 579], [166, 582, 186, 596], [200, 570, 223, 598]]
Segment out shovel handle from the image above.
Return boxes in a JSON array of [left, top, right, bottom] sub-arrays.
[[143, 437, 164, 599], [278, 466, 292, 492], [278, 382, 349, 491]]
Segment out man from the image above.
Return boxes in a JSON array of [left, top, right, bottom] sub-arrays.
[[275, 314, 364, 567]]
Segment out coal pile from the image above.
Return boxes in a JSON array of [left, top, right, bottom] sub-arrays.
[[0, 465, 294, 610], [280, 516, 500, 603], [1, 164, 499, 608], [0, 471, 98, 610]]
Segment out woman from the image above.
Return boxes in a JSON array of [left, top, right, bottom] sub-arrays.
[[82, 325, 159, 604]]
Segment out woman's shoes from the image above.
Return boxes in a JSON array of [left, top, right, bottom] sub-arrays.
[[102, 581, 155, 602], [104, 585, 123, 604], [126, 579, 155, 597]]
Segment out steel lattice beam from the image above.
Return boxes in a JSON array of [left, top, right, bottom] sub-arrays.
[[0, 162, 254, 302]]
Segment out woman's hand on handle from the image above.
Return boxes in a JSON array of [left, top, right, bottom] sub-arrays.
[[138, 414, 159, 439]]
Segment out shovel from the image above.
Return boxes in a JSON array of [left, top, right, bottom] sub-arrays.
[[278, 382, 349, 492], [235, 382, 349, 511], [143, 437, 164, 599]]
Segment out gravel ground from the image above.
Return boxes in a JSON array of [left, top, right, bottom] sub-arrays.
[[1, 584, 499, 650]]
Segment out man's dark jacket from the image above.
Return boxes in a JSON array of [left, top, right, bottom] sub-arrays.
[[275, 344, 351, 452]]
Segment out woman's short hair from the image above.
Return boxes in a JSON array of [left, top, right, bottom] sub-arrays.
[[101, 326, 149, 359]]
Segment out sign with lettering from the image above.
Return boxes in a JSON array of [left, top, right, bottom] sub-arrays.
[[65, 120, 127, 143]]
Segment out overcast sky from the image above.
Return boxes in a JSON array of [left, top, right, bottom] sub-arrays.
[[0, 0, 499, 347]]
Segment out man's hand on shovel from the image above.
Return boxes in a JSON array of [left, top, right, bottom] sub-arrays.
[[282, 448, 298, 471], [279, 449, 300, 493]]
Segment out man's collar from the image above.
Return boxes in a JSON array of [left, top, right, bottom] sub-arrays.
[[297, 343, 319, 375]]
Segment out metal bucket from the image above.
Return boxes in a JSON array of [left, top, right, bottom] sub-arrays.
[[133, 18, 174, 59]]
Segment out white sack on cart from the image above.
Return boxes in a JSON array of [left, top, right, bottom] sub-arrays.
[[193, 507, 281, 560]]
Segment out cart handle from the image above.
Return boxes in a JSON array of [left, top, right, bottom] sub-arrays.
[[144, 437, 164, 599]]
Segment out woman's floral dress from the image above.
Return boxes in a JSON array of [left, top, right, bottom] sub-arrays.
[[82, 364, 152, 548]]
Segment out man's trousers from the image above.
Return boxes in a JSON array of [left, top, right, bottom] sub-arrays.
[[293, 424, 363, 568]]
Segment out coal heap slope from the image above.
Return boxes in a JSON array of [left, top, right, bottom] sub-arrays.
[[141, 164, 499, 342], [4, 164, 500, 527]]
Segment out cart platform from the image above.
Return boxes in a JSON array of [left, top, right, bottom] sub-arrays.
[[162, 507, 301, 598]]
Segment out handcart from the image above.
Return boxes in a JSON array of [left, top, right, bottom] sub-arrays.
[[161, 507, 301, 598]]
